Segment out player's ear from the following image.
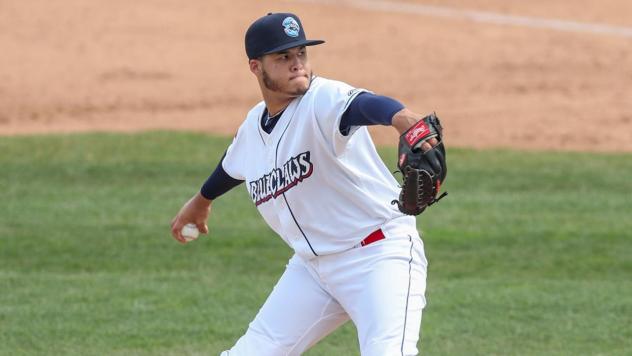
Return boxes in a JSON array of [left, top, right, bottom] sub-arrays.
[[249, 59, 262, 75]]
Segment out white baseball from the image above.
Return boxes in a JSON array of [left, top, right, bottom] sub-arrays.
[[181, 223, 200, 242]]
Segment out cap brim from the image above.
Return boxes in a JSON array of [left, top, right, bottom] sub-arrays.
[[261, 39, 325, 56]]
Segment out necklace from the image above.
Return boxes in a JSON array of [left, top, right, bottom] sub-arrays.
[[268, 108, 285, 118], [265, 108, 285, 126]]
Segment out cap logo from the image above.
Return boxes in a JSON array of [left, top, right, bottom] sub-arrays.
[[282, 17, 300, 37]]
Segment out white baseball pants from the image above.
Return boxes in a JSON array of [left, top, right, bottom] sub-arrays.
[[220, 233, 428, 356]]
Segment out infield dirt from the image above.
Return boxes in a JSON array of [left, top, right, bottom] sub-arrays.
[[1, 0, 631, 152]]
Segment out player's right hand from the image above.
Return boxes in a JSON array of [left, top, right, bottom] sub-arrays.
[[170, 192, 212, 244]]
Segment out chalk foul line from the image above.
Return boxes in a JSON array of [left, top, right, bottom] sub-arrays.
[[297, 0, 632, 38]]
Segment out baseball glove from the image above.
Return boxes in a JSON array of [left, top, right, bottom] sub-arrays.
[[392, 113, 448, 215]]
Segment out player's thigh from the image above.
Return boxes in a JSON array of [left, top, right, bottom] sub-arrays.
[[336, 236, 427, 356], [221, 255, 349, 356]]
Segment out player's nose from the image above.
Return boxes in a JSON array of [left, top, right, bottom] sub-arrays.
[[289, 55, 304, 71]]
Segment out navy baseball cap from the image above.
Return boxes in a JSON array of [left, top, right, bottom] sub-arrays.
[[245, 13, 325, 59]]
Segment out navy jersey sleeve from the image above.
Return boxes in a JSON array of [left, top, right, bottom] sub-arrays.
[[200, 152, 244, 200], [339, 92, 405, 135]]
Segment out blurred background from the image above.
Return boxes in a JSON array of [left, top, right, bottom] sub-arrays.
[[1, 1, 631, 355], [1, 0, 631, 151]]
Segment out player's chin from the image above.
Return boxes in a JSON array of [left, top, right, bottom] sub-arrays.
[[288, 77, 310, 95]]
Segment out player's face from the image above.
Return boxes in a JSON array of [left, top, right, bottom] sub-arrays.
[[259, 46, 312, 97]]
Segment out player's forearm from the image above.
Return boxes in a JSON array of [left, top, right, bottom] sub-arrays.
[[340, 94, 422, 135], [339, 93, 404, 135], [200, 153, 244, 200], [391, 108, 421, 135]]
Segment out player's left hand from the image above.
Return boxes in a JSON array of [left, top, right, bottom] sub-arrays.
[[418, 137, 439, 152], [392, 113, 448, 215]]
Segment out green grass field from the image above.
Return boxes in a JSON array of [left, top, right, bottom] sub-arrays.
[[1, 132, 631, 355]]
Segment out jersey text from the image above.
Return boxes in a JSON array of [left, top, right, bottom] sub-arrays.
[[249, 151, 314, 206]]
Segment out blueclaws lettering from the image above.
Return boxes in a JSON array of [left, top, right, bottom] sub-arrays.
[[249, 151, 313, 206]]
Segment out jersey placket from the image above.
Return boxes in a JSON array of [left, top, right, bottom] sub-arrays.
[[272, 99, 319, 258]]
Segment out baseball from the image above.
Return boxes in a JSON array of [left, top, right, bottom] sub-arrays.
[[181, 223, 200, 242]]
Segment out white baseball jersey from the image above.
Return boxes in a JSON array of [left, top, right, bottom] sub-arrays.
[[222, 76, 415, 259]]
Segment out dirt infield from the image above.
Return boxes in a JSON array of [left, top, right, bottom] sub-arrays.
[[1, 0, 631, 152]]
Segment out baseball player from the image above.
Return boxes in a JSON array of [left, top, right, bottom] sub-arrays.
[[170, 12, 447, 356]]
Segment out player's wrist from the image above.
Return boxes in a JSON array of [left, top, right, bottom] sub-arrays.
[[391, 108, 420, 135], [193, 191, 213, 208]]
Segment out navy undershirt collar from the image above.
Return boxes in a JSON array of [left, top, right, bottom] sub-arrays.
[[261, 108, 285, 134]]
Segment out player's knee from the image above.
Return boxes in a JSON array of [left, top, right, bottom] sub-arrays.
[[361, 338, 419, 356], [221, 328, 293, 356], [361, 345, 419, 356]]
